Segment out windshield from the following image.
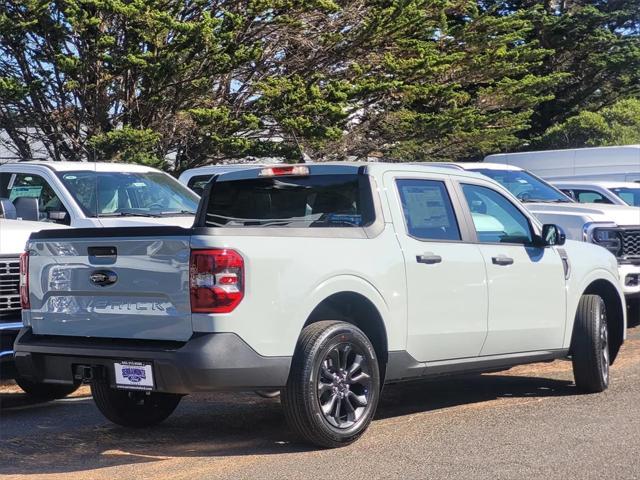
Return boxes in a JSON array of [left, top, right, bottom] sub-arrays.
[[611, 187, 640, 207], [468, 169, 572, 203], [205, 174, 374, 227], [58, 171, 200, 218]]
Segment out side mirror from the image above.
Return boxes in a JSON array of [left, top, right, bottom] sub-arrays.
[[48, 210, 69, 224], [540, 224, 566, 246]]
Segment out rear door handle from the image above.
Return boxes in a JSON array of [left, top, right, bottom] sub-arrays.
[[492, 255, 514, 266], [416, 253, 442, 265]]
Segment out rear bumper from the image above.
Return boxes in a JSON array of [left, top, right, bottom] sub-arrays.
[[14, 328, 292, 394]]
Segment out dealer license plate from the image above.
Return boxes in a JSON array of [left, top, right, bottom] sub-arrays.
[[114, 361, 154, 391]]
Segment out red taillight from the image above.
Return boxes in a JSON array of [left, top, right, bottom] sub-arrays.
[[20, 251, 30, 309], [190, 249, 244, 313]]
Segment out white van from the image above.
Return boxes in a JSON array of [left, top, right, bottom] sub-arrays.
[[485, 145, 640, 182]]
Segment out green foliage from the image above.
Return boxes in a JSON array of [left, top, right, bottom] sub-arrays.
[[0, 0, 351, 167], [0, 0, 638, 167], [482, 0, 640, 142], [537, 99, 640, 149], [87, 127, 164, 168], [331, 2, 560, 161]]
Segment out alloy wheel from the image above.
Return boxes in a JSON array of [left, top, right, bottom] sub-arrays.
[[316, 343, 372, 429]]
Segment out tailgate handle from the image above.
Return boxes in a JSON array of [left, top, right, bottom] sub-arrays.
[[88, 246, 117, 265]]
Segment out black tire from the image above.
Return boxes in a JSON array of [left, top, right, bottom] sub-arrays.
[[15, 377, 80, 400], [282, 320, 381, 448], [572, 294, 610, 393], [91, 382, 182, 428]]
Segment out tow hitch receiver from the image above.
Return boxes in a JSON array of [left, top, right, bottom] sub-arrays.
[[74, 365, 105, 383]]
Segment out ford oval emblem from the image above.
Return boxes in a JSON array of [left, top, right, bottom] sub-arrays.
[[90, 270, 118, 287]]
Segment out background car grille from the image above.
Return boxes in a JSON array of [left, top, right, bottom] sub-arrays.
[[621, 230, 640, 258], [0, 258, 21, 320]]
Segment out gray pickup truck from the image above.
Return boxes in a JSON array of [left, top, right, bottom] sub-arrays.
[[14, 163, 625, 447]]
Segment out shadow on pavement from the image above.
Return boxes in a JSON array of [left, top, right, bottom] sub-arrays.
[[0, 372, 575, 476]]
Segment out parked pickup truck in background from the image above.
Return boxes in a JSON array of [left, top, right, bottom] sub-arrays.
[[553, 181, 640, 208], [15, 163, 626, 447], [0, 161, 199, 228], [0, 218, 80, 398], [451, 163, 640, 300]]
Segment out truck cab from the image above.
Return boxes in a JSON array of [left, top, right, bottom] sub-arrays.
[[0, 161, 199, 228], [451, 163, 640, 299]]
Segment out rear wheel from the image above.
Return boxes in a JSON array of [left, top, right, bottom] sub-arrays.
[[572, 294, 610, 393], [282, 321, 381, 448], [15, 377, 80, 400], [91, 382, 182, 428]]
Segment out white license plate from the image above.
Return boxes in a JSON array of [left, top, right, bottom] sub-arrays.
[[114, 361, 154, 391]]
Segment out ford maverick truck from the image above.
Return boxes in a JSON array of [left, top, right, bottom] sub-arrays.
[[14, 163, 626, 447]]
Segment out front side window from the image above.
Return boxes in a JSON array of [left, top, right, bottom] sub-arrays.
[[468, 169, 572, 204], [205, 174, 374, 228], [396, 179, 461, 241], [0, 172, 66, 221], [57, 171, 200, 218], [611, 187, 640, 207], [462, 184, 533, 244]]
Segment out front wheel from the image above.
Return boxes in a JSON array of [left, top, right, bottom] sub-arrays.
[[281, 321, 381, 448], [15, 377, 80, 400], [572, 294, 610, 393], [91, 382, 182, 428]]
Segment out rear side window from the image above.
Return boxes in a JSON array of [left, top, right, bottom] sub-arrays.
[[204, 174, 375, 227], [396, 179, 461, 241]]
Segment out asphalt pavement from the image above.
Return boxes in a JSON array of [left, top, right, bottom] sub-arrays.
[[1, 307, 639, 480]]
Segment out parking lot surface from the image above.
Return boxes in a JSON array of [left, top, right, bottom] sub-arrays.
[[1, 310, 639, 480]]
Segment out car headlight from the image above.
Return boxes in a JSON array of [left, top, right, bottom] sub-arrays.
[[584, 223, 622, 257]]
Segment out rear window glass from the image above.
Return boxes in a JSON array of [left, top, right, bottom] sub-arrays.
[[204, 174, 375, 228]]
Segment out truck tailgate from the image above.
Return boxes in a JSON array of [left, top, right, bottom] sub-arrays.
[[26, 228, 192, 341]]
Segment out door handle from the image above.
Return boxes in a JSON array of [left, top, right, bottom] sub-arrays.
[[492, 255, 514, 266], [416, 253, 442, 265]]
